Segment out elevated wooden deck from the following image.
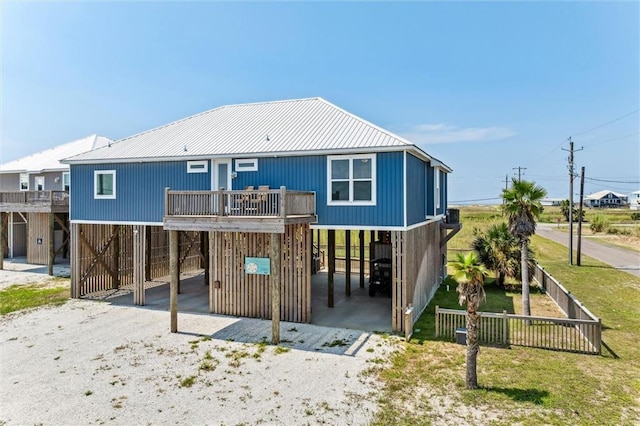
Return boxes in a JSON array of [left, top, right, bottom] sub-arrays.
[[0, 191, 69, 213], [163, 187, 316, 233]]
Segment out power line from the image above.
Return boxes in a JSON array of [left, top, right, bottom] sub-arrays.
[[582, 131, 639, 148], [571, 108, 640, 137], [584, 177, 640, 184]]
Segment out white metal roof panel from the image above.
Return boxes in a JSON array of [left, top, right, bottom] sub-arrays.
[[1, 135, 112, 174], [63, 98, 450, 171]]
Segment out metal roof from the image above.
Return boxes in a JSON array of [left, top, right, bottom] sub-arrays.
[[585, 190, 628, 200], [62, 98, 451, 171], [1, 135, 112, 174]]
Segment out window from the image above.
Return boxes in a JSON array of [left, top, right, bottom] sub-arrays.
[[234, 158, 258, 172], [94, 170, 116, 199], [19, 174, 29, 191], [62, 172, 70, 191], [187, 160, 208, 173], [35, 176, 44, 191], [327, 154, 376, 205], [435, 169, 441, 210]]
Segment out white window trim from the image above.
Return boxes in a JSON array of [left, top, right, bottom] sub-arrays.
[[187, 160, 208, 174], [62, 172, 70, 191], [234, 158, 258, 172], [94, 170, 116, 199], [19, 173, 29, 191], [435, 168, 441, 210], [327, 154, 376, 206]]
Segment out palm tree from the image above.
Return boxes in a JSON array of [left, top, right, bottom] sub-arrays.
[[449, 252, 488, 390], [502, 179, 547, 317], [471, 222, 518, 287]]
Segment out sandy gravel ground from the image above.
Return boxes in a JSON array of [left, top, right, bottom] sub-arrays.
[[0, 298, 397, 425], [0, 260, 70, 289]]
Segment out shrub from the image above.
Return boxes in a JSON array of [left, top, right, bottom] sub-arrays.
[[631, 212, 640, 221], [590, 214, 610, 233]]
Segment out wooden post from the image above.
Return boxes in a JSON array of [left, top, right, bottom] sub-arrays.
[[169, 230, 179, 333], [577, 166, 585, 266], [177, 231, 182, 294], [70, 223, 79, 298], [201, 231, 209, 285], [133, 225, 146, 306], [359, 230, 365, 288], [145, 227, 152, 281], [345, 230, 351, 296], [270, 233, 281, 344], [279, 186, 286, 218], [48, 213, 54, 275], [0, 212, 5, 270], [328, 229, 335, 308], [113, 225, 120, 288]]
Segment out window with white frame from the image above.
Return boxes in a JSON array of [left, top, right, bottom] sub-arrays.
[[94, 170, 116, 199], [187, 160, 208, 173], [234, 158, 258, 172], [435, 169, 441, 210], [19, 174, 29, 191], [327, 154, 376, 205], [62, 172, 70, 191]]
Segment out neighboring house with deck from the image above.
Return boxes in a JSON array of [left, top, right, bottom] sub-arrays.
[[62, 98, 459, 333], [0, 135, 111, 270], [584, 190, 628, 208]]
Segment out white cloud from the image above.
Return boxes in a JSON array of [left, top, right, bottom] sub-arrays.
[[397, 123, 516, 144]]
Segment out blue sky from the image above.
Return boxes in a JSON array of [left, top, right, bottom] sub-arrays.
[[2, 1, 638, 203]]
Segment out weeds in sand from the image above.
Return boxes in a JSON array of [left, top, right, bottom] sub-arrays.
[[0, 284, 69, 315], [179, 375, 197, 388], [84, 390, 93, 396], [226, 349, 250, 368], [200, 356, 219, 372], [274, 346, 290, 355]]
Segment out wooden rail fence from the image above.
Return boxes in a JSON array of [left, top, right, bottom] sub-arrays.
[[435, 307, 601, 354]]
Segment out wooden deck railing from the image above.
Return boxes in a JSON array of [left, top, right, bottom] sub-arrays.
[[435, 306, 601, 354], [165, 187, 315, 218], [0, 190, 69, 206]]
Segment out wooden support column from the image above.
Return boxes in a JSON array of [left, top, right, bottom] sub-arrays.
[[113, 225, 120, 289], [133, 225, 146, 306], [145, 228, 152, 281], [209, 231, 219, 313], [270, 233, 281, 344], [328, 229, 335, 308], [177, 231, 182, 294], [169, 230, 179, 333], [48, 213, 54, 275], [201, 231, 209, 285], [70, 223, 80, 298], [359, 230, 365, 288], [0, 212, 5, 270], [345, 230, 351, 296]]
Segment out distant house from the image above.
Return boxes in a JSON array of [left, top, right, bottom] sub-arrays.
[[630, 190, 640, 211], [61, 98, 459, 332], [0, 135, 111, 269], [584, 190, 628, 208], [541, 198, 564, 207]]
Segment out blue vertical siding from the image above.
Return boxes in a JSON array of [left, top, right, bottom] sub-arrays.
[[426, 166, 434, 215], [234, 152, 404, 227], [437, 170, 447, 215], [406, 153, 427, 226], [71, 161, 211, 222]]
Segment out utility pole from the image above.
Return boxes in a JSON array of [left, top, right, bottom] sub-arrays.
[[512, 167, 527, 182], [502, 174, 509, 209], [562, 137, 583, 266], [577, 166, 585, 266]]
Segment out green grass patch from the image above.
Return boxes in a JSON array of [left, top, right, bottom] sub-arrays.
[[372, 206, 640, 425], [0, 283, 69, 315]]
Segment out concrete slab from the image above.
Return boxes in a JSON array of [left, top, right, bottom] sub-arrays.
[[101, 269, 392, 333]]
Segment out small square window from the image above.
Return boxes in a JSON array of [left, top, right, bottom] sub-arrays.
[[234, 158, 258, 172], [327, 154, 376, 205], [94, 170, 116, 199], [187, 160, 208, 173], [62, 172, 70, 191]]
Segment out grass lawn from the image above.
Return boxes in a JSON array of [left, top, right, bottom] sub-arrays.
[[371, 206, 640, 425], [0, 281, 70, 315]]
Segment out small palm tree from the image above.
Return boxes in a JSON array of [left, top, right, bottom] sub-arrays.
[[449, 252, 488, 390], [502, 179, 547, 317], [471, 222, 518, 287]]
